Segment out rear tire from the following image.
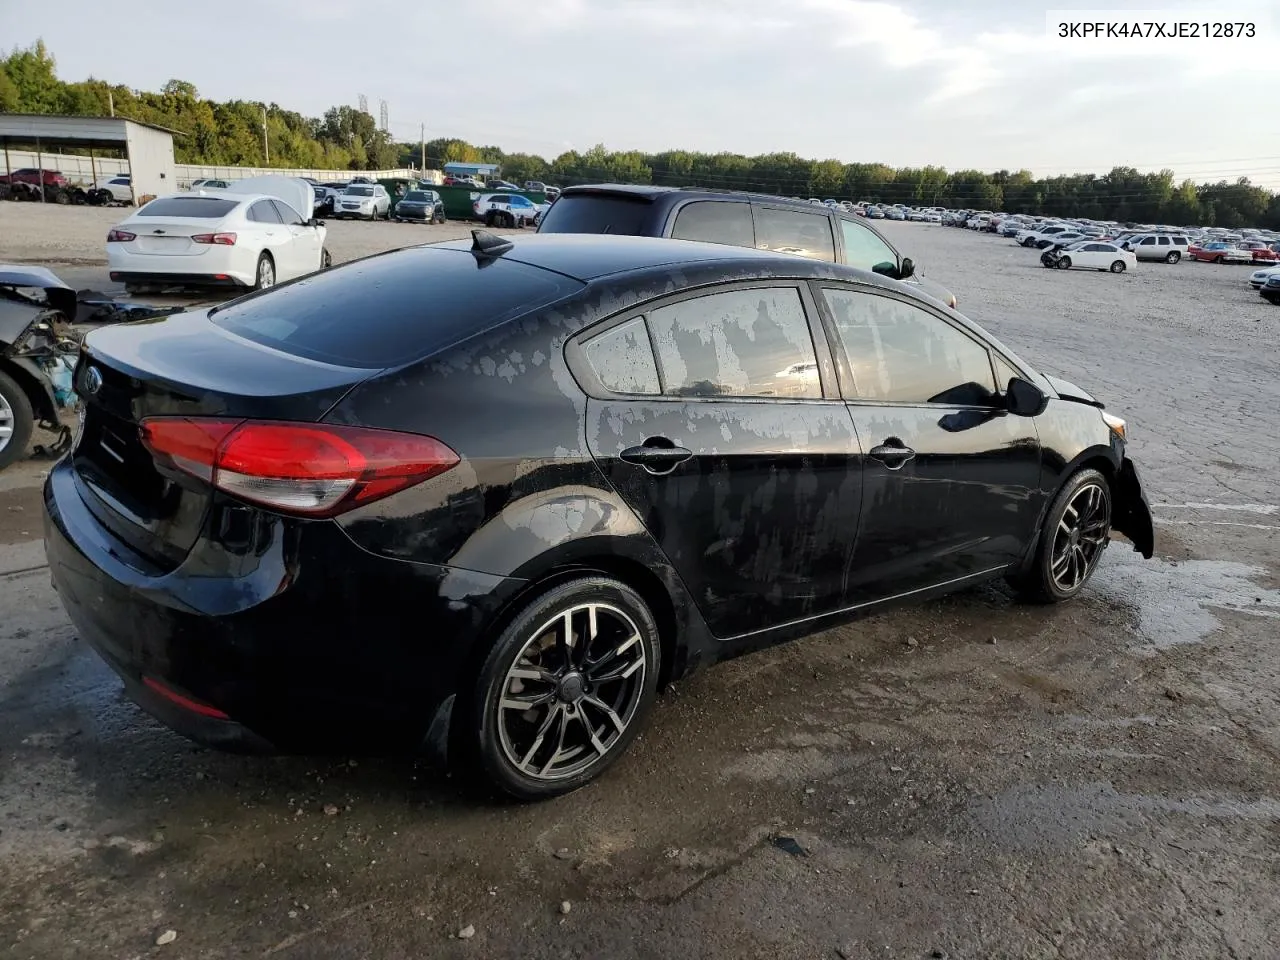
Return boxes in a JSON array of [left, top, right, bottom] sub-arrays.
[[0, 370, 36, 471], [460, 576, 662, 800], [253, 253, 275, 290], [1008, 468, 1112, 604], [1110, 260, 1126, 273]]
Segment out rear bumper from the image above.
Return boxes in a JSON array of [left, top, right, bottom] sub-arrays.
[[43, 459, 525, 755], [108, 271, 247, 288]]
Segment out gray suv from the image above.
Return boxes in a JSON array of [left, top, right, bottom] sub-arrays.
[[536, 185, 959, 308]]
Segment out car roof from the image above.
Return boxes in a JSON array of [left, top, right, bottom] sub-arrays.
[[559, 183, 838, 210], [429, 233, 881, 284]]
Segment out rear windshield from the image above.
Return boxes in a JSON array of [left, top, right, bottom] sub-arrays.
[[139, 197, 239, 218], [209, 247, 584, 368], [537, 193, 653, 235]]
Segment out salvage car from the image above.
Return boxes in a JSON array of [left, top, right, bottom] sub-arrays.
[[106, 176, 330, 292], [1190, 242, 1253, 264], [393, 189, 447, 224], [0, 266, 81, 470], [536, 184, 960, 309], [1262, 274, 1280, 304], [1041, 241, 1135, 273], [45, 233, 1154, 800]]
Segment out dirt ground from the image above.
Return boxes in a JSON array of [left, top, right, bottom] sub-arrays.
[[2, 211, 1279, 959]]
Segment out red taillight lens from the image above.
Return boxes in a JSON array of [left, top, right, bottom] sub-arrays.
[[191, 232, 237, 245], [139, 418, 459, 517], [107, 229, 136, 242]]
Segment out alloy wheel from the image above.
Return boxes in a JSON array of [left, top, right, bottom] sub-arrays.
[[495, 602, 648, 781], [1050, 482, 1110, 592], [257, 257, 274, 289], [0, 390, 14, 454]]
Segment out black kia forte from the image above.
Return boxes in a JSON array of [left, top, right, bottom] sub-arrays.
[[43, 232, 1154, 800]]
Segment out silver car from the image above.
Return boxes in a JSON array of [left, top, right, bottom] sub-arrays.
[[334, 184, 391, 220]]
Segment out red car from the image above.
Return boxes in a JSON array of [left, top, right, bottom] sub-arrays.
[[0, 167, 70, 188], [1238, 240, 1280, 263]]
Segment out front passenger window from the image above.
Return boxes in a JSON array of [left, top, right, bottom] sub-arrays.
[[822, 288, 995, 405], [839, 219, 899, 276]]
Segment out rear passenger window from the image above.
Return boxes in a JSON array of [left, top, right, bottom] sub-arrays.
[[753, 207, 836, 262], [647, 287, 820, 399], [583, 317, 660, 395], [670, 201, 755, 247], [1158, 236, 1170, 245], [249, 200, 283, 224]]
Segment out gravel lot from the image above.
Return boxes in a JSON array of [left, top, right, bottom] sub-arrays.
[[2, 208, 1279, 959]]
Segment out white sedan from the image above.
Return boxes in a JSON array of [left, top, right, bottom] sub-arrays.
[[1249, 265, 1280, 289], [91, 175, 134, 203], [106, 176, 329, 292], [1045, 241, 1136, 273]]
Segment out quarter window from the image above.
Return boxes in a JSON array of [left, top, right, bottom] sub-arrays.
[[753, 207, 836, 262], [670, 201, 755, 247], [839, 218, 899, 275], [582, 317, 661, 395], [822, 288, 996, 405], [648, 287, 821, 399]]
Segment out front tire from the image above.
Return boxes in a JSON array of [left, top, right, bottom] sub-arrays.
[[1110, 260, 1126, 273], [320, 247, 332, 270], [1057, 256, 1071, 269], [464, 577, 662, 800], [0, 370, 36, 471], [1165, 251, 1180, 264], [1009, 468, 1112, 604]]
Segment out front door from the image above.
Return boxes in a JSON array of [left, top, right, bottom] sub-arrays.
[[577, 283, 864, 639], [814, 284, 1044, 603]]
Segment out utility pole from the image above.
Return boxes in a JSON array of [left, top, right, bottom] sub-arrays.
[[262, 106, 269, 165], [108, 90, 115, 117], [420, 123, 425, 175]]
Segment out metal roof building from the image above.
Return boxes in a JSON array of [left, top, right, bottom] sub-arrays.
[[0, 114, 181, 203], [442, 161, 501, 178]]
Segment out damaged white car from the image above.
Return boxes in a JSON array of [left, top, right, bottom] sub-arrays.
[[106, 176, 331, 293]]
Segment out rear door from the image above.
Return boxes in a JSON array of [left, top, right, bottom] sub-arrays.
[[576, 281, 864, 640], [247, 200, 290, 275], [814, 283, 1044, 603], [750, 204, 837, 261], [271, 199, 320, 278]]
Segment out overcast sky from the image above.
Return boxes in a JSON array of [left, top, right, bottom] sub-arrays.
[[9, 0, 1280, 186]]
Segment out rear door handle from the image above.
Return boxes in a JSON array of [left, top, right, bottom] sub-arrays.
[[620, 440, 693, 475], [869, 438, 916, 470]]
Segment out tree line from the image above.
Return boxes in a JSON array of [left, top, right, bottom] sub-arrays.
[[4, 41, 1279, 228]]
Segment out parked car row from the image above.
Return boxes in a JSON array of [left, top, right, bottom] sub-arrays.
[[2, 167, 134, 206]]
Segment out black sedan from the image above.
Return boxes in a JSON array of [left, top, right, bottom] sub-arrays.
[[393, 189, 446, 224], [44, 233, 1154, 800]]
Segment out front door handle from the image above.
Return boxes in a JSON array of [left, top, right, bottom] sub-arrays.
[[620, 439, 692, 475], [869, 438, 916, 470]]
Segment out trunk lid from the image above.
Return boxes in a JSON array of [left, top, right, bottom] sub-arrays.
[[72, 310, 376, 569], [130, 220, 221, 256]]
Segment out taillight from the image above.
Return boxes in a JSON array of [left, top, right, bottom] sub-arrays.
[[107, 229, 136, 242], [191, 232, 237, 245], [139, 419, 459, 517]]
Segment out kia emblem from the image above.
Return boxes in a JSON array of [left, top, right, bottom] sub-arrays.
[[83, 366, 103, 395]]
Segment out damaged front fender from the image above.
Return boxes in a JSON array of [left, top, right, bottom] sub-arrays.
[[1112, 456, 1154, 559]]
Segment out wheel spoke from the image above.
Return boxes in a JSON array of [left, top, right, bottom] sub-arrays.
[[509, 665, 558, 685], [583, 694, 627, 736], [519, 702, 564, 771], [538, 707, 572, 777], [500, 690, 556, 711], [585, 632, 641, 677], [578, 712, 609, 757]]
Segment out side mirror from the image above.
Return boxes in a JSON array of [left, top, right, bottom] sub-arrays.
[[1005, 377, 1049, 417], [898, 257, 915, 280]]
